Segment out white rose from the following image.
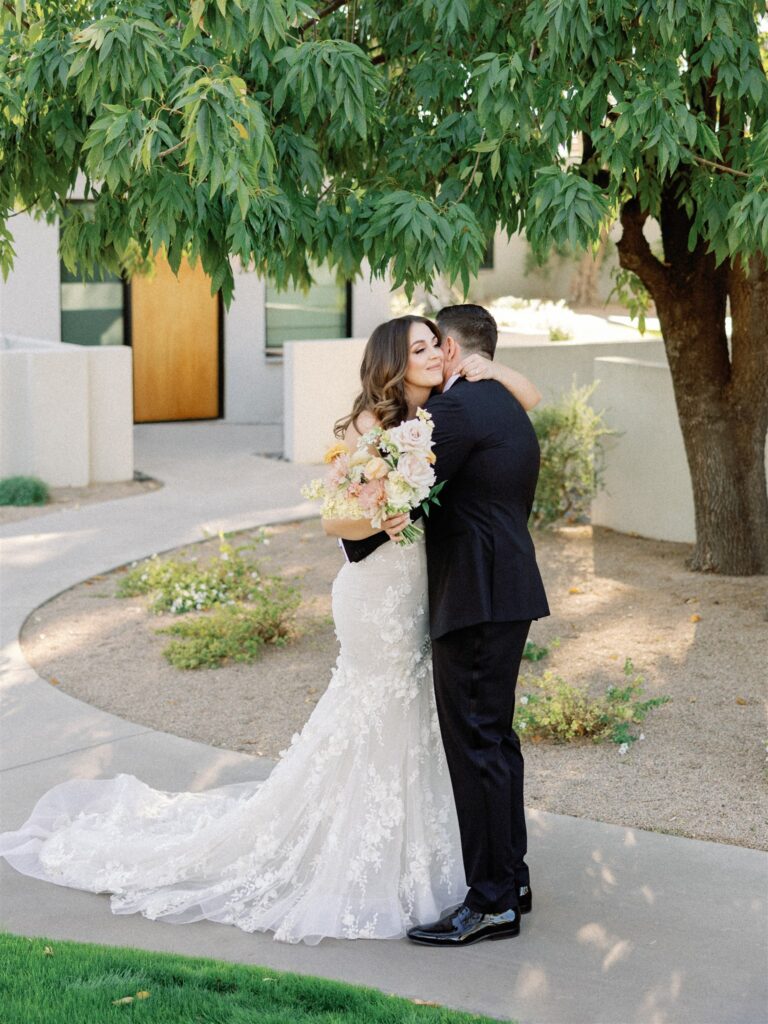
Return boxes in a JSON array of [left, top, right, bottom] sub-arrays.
[[389, 419, 433, 453], [397, 452, 435, 501], [385, 471, 416, 510]]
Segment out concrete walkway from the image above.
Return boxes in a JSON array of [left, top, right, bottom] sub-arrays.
[[1, 422, 766, 1024]]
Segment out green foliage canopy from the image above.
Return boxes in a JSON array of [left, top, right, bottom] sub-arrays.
[[1, 1, 766, 304]]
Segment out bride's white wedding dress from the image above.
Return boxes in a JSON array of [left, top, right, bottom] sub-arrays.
[[0, 533, 466, 944]]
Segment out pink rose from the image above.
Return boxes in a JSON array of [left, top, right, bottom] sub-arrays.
[[357, 478, 387, 518]]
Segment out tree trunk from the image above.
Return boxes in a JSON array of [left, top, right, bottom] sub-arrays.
[[616, 195, 768, 575]]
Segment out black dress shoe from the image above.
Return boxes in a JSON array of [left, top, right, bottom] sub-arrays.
[[441, 885, 531, 919], [407, 903, 520, 946]]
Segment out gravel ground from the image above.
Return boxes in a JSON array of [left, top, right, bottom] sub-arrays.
[[20, 519, 768, 851]]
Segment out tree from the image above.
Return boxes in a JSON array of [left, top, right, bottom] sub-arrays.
[[1, 1, 766, 573]]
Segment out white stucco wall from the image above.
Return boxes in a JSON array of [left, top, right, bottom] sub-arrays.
[[0, 336, 133, 486], [495, 337, 667, 402], [351, 270, 394, 339], [223, 264, 282, 425], [283, 337, 367, 463], [87, 345, 134, 482], [590, 357, 696, 543], [223, 261, 392, 427], [471, 219, 662, 305], [0, 214, 61, 341]]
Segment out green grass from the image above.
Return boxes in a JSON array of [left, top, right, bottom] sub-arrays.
[[0, 932, 505, 1024]]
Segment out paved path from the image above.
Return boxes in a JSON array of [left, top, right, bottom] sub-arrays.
[[1, 422, 766, 1024]]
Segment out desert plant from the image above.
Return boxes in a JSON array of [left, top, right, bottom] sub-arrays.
[[530, 383, 615, 526], [117, 534, 269, 614], [548, 325, 573, 341], [0, 475, 50, 506], [514, 658, 669, 745], [523, 640, 551, 662], [156, 585, 300, 670]]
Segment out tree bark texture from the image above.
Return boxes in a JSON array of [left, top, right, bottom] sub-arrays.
[[616, 191, 768, 575]]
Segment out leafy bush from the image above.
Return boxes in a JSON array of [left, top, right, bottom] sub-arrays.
[[548, 325, 574, 341], [514, 658, 669, 745], [523, 640, 551, 662], [530, 382, 614, 526], [156, 586, 300, 670], [0, 475, 49, 506], [117, 534, 270, 614]]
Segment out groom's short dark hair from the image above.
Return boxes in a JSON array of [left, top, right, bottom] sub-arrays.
[[435, 304, 498, 359]]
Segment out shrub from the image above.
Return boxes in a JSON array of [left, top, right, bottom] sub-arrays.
[[514, 658, 669, 745], [530, 382, 614, 526], [548, 325, 574, 341], [117, 534, 270, 614], [523, 640, 551, 662], [156, 581, 301, 670], [0, 475, 50, 506]]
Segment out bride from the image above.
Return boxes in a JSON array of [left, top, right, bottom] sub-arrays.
[[0, 314, 538, 944]]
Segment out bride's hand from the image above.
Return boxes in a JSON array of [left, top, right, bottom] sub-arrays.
[[457, 354, 496, 382], [382, 513, 410, 542]]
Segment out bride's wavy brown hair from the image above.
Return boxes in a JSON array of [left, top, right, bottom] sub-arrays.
[[334, 315, 441, 438]]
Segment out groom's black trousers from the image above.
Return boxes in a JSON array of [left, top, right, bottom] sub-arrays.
[[431, 619, 531, 914]]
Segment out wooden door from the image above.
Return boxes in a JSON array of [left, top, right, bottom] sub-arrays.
[[131, 253, 219, 422]]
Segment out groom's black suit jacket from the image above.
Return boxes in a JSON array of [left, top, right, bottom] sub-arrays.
[[424, 377, 549, 640]]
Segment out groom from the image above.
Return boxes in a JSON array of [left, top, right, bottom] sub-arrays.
[[409, 303, 549, 946]]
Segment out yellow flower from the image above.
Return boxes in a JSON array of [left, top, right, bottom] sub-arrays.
[[323, 442, 349, 464]]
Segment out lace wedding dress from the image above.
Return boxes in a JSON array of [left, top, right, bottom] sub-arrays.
[[0, 533, 466, 944]]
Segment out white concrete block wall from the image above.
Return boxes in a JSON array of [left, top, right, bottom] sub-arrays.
[[590, 357, 696, 543], [284, 337, 367, 463], [0, 214, 60, 341], [87, 346, 134, 482]]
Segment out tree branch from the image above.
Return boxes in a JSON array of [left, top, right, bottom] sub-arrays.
[[157, 139, 186, 159], [686, 152, 751, 178], [615, 198, 670, 297], [455, 146, 483, 205], [299, 0, 347, 38], [8, 202, 37, 218]]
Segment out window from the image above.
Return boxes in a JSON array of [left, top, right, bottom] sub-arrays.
[[265, 264, 348, 353], [60, 210, 124, 346]]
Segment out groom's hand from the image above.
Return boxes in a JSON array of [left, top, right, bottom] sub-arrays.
[[382, 513, 410, 542]]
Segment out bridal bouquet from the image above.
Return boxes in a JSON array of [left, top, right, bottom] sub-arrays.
[[302, 408, 444, 544]]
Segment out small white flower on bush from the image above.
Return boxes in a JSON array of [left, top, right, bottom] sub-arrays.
[[519, 695, 529, 705], [618, 742, 629, 756]]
